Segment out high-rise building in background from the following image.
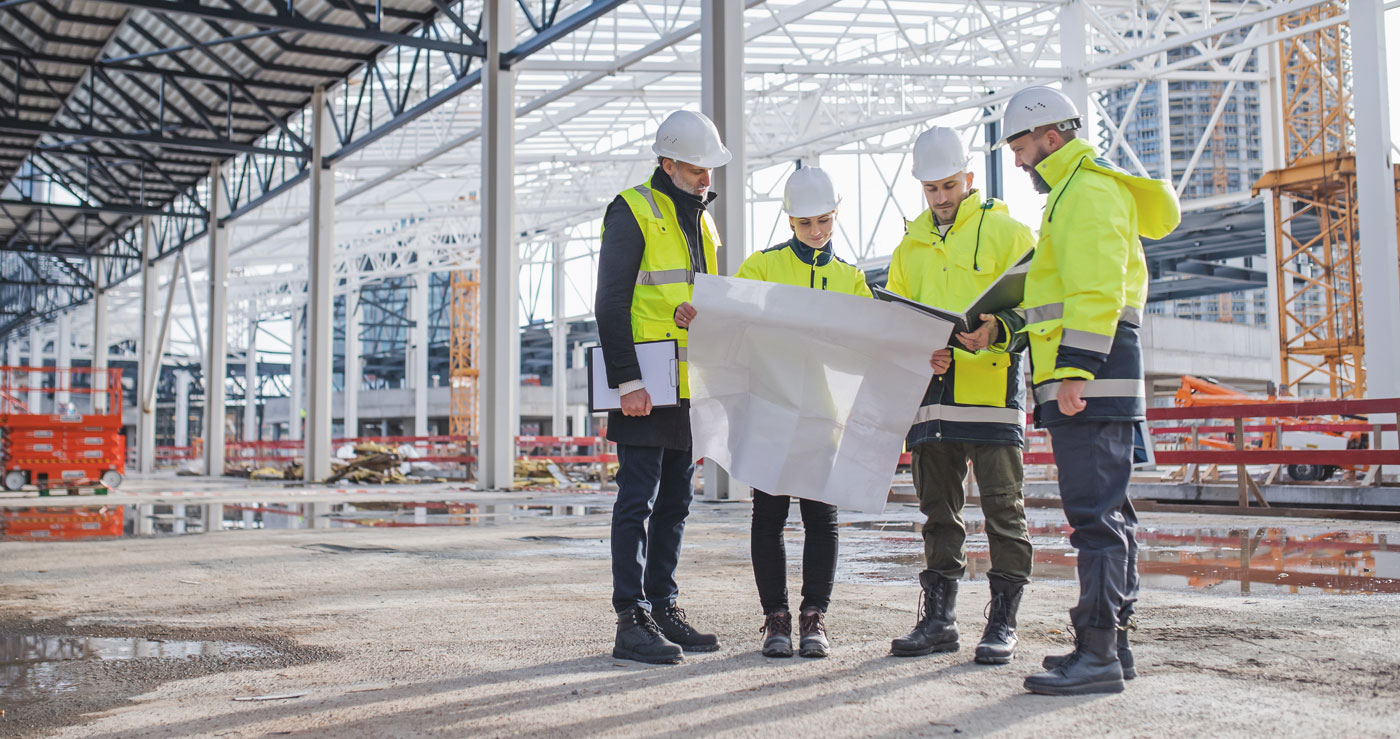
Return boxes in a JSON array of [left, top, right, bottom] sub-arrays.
[[1099, 42, 1269, 325]]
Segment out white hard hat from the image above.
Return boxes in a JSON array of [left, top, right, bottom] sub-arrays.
[[910, 126, 969, 182], [782, 166, 841, 217], [994, 86, 1082, 149], [652, 110, 732, 169]]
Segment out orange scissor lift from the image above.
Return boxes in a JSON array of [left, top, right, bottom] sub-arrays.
[[0, 366, 125, 494]]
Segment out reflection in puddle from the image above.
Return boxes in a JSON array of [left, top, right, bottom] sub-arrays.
[[838, 519, 1400, 595], [1, 502, 613, 539], [0, 635, 267, 702]]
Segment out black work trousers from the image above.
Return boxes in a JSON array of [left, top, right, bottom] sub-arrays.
[[750, 490, 839, 614]]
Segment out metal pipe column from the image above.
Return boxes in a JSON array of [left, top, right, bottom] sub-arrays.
[[205, 163, 230, 478], [138, 217, 158, 472], [290, 307, 303, 441], [344, 287, 360, 439], [244, 319, 258, 442], [55, 311, 70, 409], [306, 85, 335, 481], [1351, 0, 1400, 407], [27, 327, 42, 412], [174, 369, 191, 449], [701, 0, 748, 502], [552, 241, 567, 436], [412, 272, 429, 437], [92, 260, 109, 414], [479, 0, 519, 490]]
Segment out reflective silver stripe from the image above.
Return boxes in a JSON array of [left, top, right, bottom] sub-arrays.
[[636, 268, 691, 286], [677, 346, 687, 362], [1033, 378, 1145, 405], [1025, 303, 1143, 326], [1025, 303, 1063, 323], [633, 185, 662, 219], [1060, 328, 1115, 354], [913, 404, 1025, 425]]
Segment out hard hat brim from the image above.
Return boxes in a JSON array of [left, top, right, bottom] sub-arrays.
[[652, 143, 732, 169], [783, 198, 841, 218], [911, 159, 970, 183]]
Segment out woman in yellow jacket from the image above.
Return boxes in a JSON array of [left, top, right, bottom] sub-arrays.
[[734, 166, 872, 659]]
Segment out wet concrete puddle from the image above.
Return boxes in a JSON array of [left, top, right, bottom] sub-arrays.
[[1, 635, 269, 704], [837, 517, 1400, 595]]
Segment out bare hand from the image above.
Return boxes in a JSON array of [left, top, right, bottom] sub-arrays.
[[1056, 379, 1087, 416], [620, 388, 653, 417], [674, 302, 697, 329], [930, 348, 952, 375], [955, 313, 998, 353]]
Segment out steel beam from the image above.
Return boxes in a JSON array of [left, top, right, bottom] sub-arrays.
[[205, 162, 229, 477], [244, 319, 258, 442], [92, 264, 108, 413], [0, 199, 206, 220], [94, 0, 485, 56], [1351, 0, 1400, 407], [500, 0, 629, 69], [54, 310, 70, 408], [26, 327, 42, 412], [138, 217, 157, 473], [1059, 0, 1088, 135], [700, 0, 747, 503], [551, 240, 566, 436], [479, 0, 517, 490], [411, 270, 429, 437], [290, 306, 303, 441], [174, 368, 191, 448], [0, 118, 307, 159], [306, 87, 335, 481]]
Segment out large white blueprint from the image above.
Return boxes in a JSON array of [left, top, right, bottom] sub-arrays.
[[688, 274, 952, 513]]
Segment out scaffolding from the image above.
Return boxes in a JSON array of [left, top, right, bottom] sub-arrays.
[[449, 270, 480, 441]]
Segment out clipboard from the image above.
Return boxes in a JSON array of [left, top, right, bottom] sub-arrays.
[[872, 247, 1034, 349], [587, 340, 681, 412]]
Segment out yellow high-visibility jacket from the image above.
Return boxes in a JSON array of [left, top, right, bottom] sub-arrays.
[[887, 193, 1037, 446], [735, 237, 872, 298], [1020, 137, 1181, 426]]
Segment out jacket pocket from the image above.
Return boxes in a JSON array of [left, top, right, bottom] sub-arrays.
[[952, 350, 1009, 407]]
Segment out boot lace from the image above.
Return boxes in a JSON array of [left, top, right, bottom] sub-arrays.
[[627, 607, 663, 637], [1054, 624, 1085, 671], [759, 610, 792, 636], [662, 605, 699, 638], [800, 610, 827, 639], [981, 595, 1011, 640]]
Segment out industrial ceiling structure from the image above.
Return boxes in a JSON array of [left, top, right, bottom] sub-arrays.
[[2, 0, 1398, 483]]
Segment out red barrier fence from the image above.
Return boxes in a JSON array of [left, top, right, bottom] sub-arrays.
[[159, 435, 618, 468]]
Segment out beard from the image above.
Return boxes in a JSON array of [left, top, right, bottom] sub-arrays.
[[1029, 168, 1052, 194]]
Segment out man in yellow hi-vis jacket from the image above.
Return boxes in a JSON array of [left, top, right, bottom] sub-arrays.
[[884, 126, 1038, 666], [595, 110, 729, 664], [997, 86, 1180, 696]]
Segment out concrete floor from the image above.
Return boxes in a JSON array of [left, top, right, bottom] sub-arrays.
[[2, 482, 1398, 738]]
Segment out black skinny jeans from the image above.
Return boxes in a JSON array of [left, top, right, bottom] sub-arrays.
[[750, 490, 839, 614]]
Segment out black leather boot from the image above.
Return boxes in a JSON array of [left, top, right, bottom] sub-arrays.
[[974, 577, 1023, 665], [760, 610, 793, 658], [1042, 625, 1135, 679], [612, 606, 684, 665], [653, 604, 720, 653], [890, 571, 959, 656], [798, 609, 829, 658], [1024, 627, 1124, 696]]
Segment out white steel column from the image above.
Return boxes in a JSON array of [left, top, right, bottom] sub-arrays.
[[1258, 41, 1286, 386], [480, 0, 518, 490], [290, 307, 303, 441], [702, 0, 748, 502], [1351, 0, 1400, 404], [27, 327, 42, 412], [306, 85, 335, 481], [244, 319, 258, 442], [138, 217, 158, 471], [205, 163, 230, 477], [55, 311, 71, 409], [551, 242, 567, 436], [344, 287, 360, 439], [92, 261, 109, 414], [412, 272, 429, 437], [174, 369, 192, 448], [1059, 0, 1089, 136]]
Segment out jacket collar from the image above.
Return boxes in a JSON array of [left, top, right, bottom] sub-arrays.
[[650, 166, 717, 209], [785, 236, 834, 267], [1034, 137, 1096, 190]]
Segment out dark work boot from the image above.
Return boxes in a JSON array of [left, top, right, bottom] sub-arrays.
[[760, 610, 793, 658], [890, 571, 960, 656], [798, 610, 830, 658], [612, 606, 684, 665], [653, 604, 720, 653], [974, 577, 1023, 665], [1024, 627, 1125, 696], [1043, 624, 1135, 679]]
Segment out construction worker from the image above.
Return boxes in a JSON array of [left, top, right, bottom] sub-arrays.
[[594, 110, 729, 664], [884, 126, 1038, 665], [735, 166, 872, 659], [996, 86, 1180, 695]]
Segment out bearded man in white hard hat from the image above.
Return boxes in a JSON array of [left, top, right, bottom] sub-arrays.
[[594, 109, 729, 664], [883, 126, 1038, 666], [997, 86, 1180, 695]]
